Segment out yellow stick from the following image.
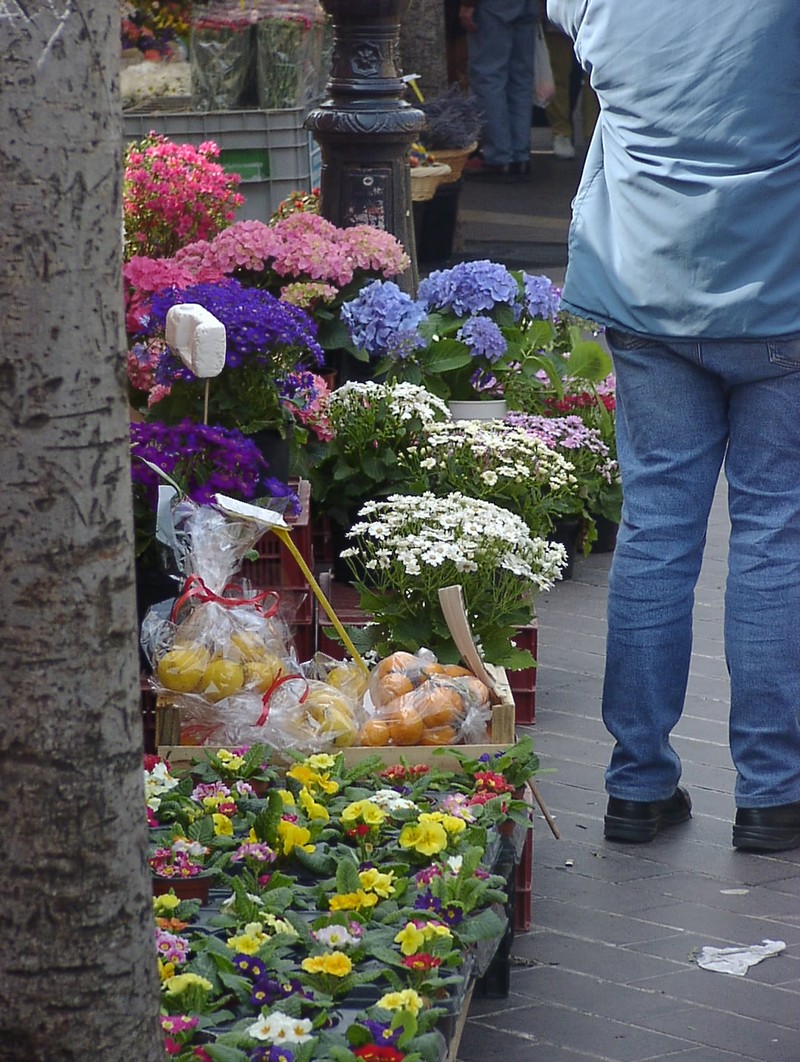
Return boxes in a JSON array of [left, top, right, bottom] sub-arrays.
[[272, 527, 369, 674], [408, 76, 425, 104]]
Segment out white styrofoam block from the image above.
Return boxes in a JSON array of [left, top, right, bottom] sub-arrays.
[[165, 303, 226, 378]]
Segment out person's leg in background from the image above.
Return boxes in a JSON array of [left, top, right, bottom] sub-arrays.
[[544, 27, 577, 158], [601, 332, 729, 806], [466, 0, 514, 170], [506, 0, 537, 174]]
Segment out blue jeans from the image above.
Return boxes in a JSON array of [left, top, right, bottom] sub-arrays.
[[467, 0, 536, 166], [603, 328, 800, 808]]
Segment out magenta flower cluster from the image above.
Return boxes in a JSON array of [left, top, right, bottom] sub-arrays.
[[123, 134, 243, 261]]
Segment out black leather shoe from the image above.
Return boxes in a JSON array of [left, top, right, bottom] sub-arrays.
[[733, 801, 800, 852], [604, 786, 692, 843]]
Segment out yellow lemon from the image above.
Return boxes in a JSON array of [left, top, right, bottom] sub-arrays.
[[229, 630, 268, 663], [200, 658, 245, 703], [327, 664, 369, 700], [318, 707, 358, 748], [156, 645, 210, 693], [243, 655, 284, 693]]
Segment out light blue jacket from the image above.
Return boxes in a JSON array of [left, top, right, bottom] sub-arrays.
[[547, 0, 800, 338]]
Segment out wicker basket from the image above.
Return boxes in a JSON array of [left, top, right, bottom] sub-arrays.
[[430, 142, 478, 184], [410, 163, 452, 201]]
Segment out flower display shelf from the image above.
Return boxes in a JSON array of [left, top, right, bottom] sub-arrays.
[[410, 162, 452, 202]]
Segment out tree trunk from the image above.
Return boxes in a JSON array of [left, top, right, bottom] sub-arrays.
[[400, 0, 448, 100], [0, 3, 163, 1059]]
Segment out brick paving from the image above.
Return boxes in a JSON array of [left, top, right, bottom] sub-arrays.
[[451, 147, 800, 1061]]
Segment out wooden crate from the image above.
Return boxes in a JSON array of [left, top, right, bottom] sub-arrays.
[[156, 666, 516, 769]]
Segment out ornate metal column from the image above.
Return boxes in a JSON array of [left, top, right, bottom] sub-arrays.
[[305, 0, 425, 294]]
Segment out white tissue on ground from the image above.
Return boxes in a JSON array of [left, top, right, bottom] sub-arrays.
[[696, 939, 786, 976]]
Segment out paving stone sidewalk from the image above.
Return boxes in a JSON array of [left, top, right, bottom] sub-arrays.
[[458, 480, 800, 1061]]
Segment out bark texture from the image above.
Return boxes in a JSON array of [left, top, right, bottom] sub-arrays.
[[0, 2, 162, 1058]]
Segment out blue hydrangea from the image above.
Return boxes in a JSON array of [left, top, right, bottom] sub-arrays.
[[522, 272, 562, 319], [417, 260, 521, 318], [456, 315, 508, 363], [340, 279, 427, 360]]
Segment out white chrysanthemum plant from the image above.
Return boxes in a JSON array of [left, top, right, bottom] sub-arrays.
[[308, 379, 451, 532], [341, 491, 567, 670], [399, 418, 581, 539]]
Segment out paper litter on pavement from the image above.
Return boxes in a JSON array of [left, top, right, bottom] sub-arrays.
[[696, 939, 786, 976]]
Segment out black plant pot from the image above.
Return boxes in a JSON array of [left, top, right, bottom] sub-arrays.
[[549, 517, 583, 581], [417, 177, 463, 264], [248, 427, 292, 484], [591, 514, 619, 554]]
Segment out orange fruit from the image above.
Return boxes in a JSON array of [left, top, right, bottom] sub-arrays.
[[420, 662, 447, 677], [373, 671, 415, 706], [419, 685, 465, 728], [419, 725, 458, 745], [441, 664, 474, 678], [460, 676, 491, 705], [387, 707, 425, 746], [359, 719, 391, 746], [373, 651, 419, 682]]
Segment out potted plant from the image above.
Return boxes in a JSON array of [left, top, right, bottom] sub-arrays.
[[340, 491, 567, 668], [417, 84, 483, 183], [306, 380, 450, 580]]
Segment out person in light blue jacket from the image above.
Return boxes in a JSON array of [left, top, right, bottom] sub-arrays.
[[548, 0, 800, 851]]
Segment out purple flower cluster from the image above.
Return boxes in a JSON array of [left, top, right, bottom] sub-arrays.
[[248, 1048, 294, 1062], [418, 260, 520, 318], [456, 315, 507, 363], [147, 279, 324, 385], [340, 279, 427, 359], [231, 953, 306, 1016], [130, 419, 295, 509], [522, 273, 562, 319], [505, 412, 610, 455]]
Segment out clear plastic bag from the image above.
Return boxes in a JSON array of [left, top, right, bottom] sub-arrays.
[[358, 650, 493, 747]]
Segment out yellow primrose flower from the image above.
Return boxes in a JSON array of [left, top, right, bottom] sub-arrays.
[[329, 889, 379, 912], [398, 820, 448, 856], [286, 764, 340, 794], [163, 972, 213, 995], [298, 786, 330, 821], [305, 753, 336, 771], [440, 814, 467, 835], [301, 951, 353, 977], [341, 800, 387, 826], [422, 922, 453, 941], [226, 922, 269, 954], [358, 867, 396, 897], [212, 813, 234, 836], [153, 893, 181, 914], [277, 819, 315, 857], [216, 749, 245, 771], [276, 788, 296, 807], [376, 988, 424, 1017], [158, 959, 176, 981], [263, 913, 298, 937], [394, 922, 426, 956]]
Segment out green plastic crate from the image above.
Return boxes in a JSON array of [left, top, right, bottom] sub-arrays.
[[123, 107, 313, 222]]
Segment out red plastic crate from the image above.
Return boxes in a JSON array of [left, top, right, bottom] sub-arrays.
[[316, 576, 367, 661], [238, 480, 314, 628], [514, 828, 534, 931], [509, 622, 538, 724]]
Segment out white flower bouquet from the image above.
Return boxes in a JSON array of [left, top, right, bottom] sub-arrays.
[[341, 491, 567, 668], [400, 419, 580, 538]]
